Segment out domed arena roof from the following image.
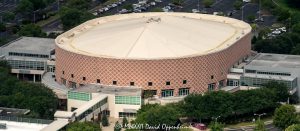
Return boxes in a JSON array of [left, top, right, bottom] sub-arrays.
[[56, 12, 251, 60]]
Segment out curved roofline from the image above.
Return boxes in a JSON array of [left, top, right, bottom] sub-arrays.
[[55, 12, 252, 60]]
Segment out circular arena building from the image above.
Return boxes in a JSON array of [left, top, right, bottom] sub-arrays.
[[55, 12, 252, 97]]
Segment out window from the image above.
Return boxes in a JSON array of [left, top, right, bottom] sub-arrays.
[[211, 75, 214, 79], [143, 90, 157, 98], [68, 91, 91, 101], [115, 96, 141, 105], [71, 74, 74, 78], [227, 79, 239, 86], [83, 77, 86, 81], [208, 83, 215, 91], [119, 112, 136, 118], [97, 79, 100, 83], [148, 82, 153, 86], [166, 81, 170, 85], [113, 81, 117, 85], [130, 82, 135, 86], [183, 80, 187, 84], [62, 71, 64, 74], [161, 89, 174, 97], [179, 88, 189, 96]]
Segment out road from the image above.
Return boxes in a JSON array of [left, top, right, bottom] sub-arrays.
[[39, 0, 274, 33], [225, 123, 280, 131]]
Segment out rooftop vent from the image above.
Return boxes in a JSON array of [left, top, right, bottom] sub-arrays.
[[146, 17, 161, 23]]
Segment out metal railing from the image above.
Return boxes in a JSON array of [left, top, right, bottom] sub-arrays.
[[0, 116, 53, 124]]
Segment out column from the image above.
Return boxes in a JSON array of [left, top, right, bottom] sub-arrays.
[[33, 74, 36, 83]]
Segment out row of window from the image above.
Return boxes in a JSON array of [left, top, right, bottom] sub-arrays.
[[9, 52, 49, 58], [245, 69, 291, 76], [7, 60, 46, 70], [62, 71, 188, 86], [144, 88, 190, 97], [115, 96, 141, 105]]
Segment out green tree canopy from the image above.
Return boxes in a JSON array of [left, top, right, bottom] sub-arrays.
[[0, 61, 58, 119], [16, 0, 34, 15], [66, 0, 91, 10], [233, 0, 243, 10], [273, 104, 299, 129], [67, 122, 101, 131], [285, 124, 300, 131], [17, 24, 46, 37], [135, 104, 181, 129], [203, 0, 214, 8], [0, 23, 6, 32], [2, 11, 15, 22], [59, 7, 95, 30]]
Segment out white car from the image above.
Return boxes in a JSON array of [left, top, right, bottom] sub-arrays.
[[155, 0, 162, 2], [243, 0, 251, 2], [112, 4, 118, 7], [150, 2, 156, 6], [192, 9, 200, 13]]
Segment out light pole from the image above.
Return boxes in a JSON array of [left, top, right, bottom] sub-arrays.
[[254, 113, 266, 120], [212, 116, 221, 122]]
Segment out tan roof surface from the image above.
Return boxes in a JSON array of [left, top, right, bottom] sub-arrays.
[[56, 12, 251, 60]]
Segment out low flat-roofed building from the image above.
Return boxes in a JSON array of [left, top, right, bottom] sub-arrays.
[[68, 84, 142, 118], [241, 53, 300, 96], [0, 37, 55, 82]]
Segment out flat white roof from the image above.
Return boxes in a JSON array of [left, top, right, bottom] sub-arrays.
[[56, 12, 251, 60], [2, 37, 55, 53], [40, 119, 69, 131], [0, 120, 48, 131]]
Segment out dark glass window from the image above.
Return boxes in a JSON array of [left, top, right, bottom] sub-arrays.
[[166, 81, 170, 85], [183, 80, 187, 84], [113, 81, 117, 85], [130, 82, 135, 86], [148, 82, 153, 86], [97, 79, 100, 83]]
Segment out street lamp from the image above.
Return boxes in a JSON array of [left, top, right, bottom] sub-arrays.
[[254, 113, 266, 120], [212, 116, 221, 122]]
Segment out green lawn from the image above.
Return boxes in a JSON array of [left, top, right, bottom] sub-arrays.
[[225, 116, 273, 128]]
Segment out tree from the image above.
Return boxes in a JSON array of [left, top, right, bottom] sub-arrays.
[[273, 104, 299, 129], [102, 115, 109, 126], [18, 24, 46, 37], [122, 117, 129, 127], [66, 0, 91, 10], [0, 61, 58, 119], [135, 104, 181, 130], [0, 23, 6, 32], [209, 121, 224, 131], [67, 122, 101, 131], [2, 11, 15, 23], [203, 0, 213, 8], [285, 124, 300, 131], [171, 0, 184, 6], [59, 7, 95, 30], [292, 23, 300, 33], [114, 121, 122, 131], [254, 119, 266, 131], [264, 81, 290, 102], [291, 44, 300, 55], [16, 0, 34, 15], [233, 0, 243, 10], [247, 15, 256, 22]]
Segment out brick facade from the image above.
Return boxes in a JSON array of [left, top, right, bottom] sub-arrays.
[[55, 33, 251, 96]]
